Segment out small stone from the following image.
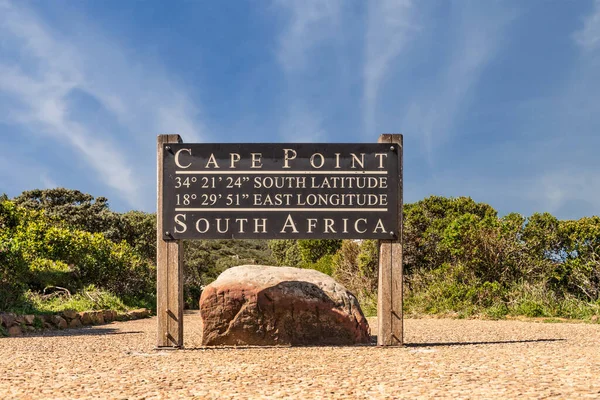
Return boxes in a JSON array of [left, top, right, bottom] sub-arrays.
[[90, 311, 105, 325], [0, 313, 16, 328], [23, 315, 35, 325], [591, 315, 598, 322], [128, 309, 150, 319], [79, 312, 92, 325], [103, 310, 116, 322], [115, 313, 129, 321], [8, 325, 22, 336], [68, 318, 82, 329], [62, 310, 78, 320], [51, 315, 68, 329]]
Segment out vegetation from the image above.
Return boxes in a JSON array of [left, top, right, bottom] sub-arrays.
[[0, 198, 154, 313], [2, 189, 599, 322]]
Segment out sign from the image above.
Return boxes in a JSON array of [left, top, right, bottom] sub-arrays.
[[162, 143, 399, 240]]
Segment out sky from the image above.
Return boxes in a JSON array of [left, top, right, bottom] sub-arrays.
[[0, 0, 599, 220]]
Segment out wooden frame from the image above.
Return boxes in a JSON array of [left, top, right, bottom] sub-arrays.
[[377, 134, 403, 346], [157, 134, 184, 348], [156, 134, 403, 348]]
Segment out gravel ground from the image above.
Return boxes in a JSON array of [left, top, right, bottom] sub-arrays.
[[1, 312, 599, 399]]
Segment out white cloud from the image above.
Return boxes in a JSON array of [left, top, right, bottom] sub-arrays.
[[275, 0, 343, 142], [276, 0, 342, 73], [574, 0, 600, 51], [401, 4, 514, 164], [363, 0, 416, 137], [529, 169, 600, 217], [40, 173, 57, 189], [0, 1, 207, 209], [280, 104, 326, 142]]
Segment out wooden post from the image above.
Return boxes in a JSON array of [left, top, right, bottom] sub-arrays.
[[377, 134, 403, 346], [157, 134, 184, 348]]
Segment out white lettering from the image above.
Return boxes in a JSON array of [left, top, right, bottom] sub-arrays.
[[307, 218, 318, 233], [283, 149, 297, 168], [195, 218, 209, 233], [174, 214, 187, 233], [230, 153, 241, 168], [205, 153, 220, 169], [355, 218, 367, 233], [375, 153, 388, 169], [351, 153, 365, 169], [175, 148, 192, 169], [323, 219, 336, 233], [280, 214, 299, 233], [310, 153, 325, 169], [254, 218, 267, 233], [374, 219, 386, 233], [251, 153, 263, 168]]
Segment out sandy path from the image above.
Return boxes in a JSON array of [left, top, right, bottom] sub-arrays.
[[1, 312, 599, 399]]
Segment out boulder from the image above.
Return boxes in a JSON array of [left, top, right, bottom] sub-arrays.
[[90, 312, 104, 325], [62, 310, 78, 320], [51, 315, 68, 329], [127, 309, 150, 319], [79, 312, 92, 325], [8, 326, 22, 337], [23, 315, 36, 325], [199, 265, 371, 346], [103, 310, 117, 322], [1, 313, 16, 328], [68, 318, 82, 329]]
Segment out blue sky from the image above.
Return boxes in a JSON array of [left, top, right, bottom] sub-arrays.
[[0, 0, 599, 219]]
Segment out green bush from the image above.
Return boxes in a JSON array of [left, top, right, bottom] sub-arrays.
[[303, 254, 335, 276], [0, 200, 155, 312]]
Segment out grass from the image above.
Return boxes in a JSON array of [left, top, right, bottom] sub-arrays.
[[403, 269, 600, 323], [6, 285, 140, 315]]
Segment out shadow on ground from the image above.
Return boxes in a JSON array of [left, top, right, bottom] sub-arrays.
[[406, 338, 566, 347], [14, 327, 144, 338]]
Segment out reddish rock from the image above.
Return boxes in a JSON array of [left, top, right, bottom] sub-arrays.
[[23, 315, 36, 325], [68, 318, 82, 329], [88, 312, 104, 325], [8, 326, 22, 336], [79, 312, 91, 325], [199, 265, 371, 346], [51, 315, 68, 329], [62, 310, 78, 320], [103, 310, 117, 322], [128, 309, 150, 319], [1, 313, 16, 328]]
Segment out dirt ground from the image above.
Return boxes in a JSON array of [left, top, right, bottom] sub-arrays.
[[1, 312, 599, 399]]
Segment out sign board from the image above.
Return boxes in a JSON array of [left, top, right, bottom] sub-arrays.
[[162, 143, 400, 240]]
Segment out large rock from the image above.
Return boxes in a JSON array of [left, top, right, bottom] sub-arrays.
[[200, 265, 370, 346]]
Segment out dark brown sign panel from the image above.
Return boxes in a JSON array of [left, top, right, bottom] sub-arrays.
[[162, 143, 399, 240]]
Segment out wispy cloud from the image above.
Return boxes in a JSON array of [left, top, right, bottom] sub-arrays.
[[40, 173, 57, 189], [276, 0, 342, 74], [363, 0, 416, 137], [526, 1, 600, 216], [402, 4, 514, 164], [279, 103, 326, 142], [0, 0, 206, 208], [574, 0, 600, 51], [275, 0, 342, 142]]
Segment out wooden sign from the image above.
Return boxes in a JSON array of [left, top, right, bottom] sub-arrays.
[[161, 143, 400, 240], [156, 135, 403, 349]]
